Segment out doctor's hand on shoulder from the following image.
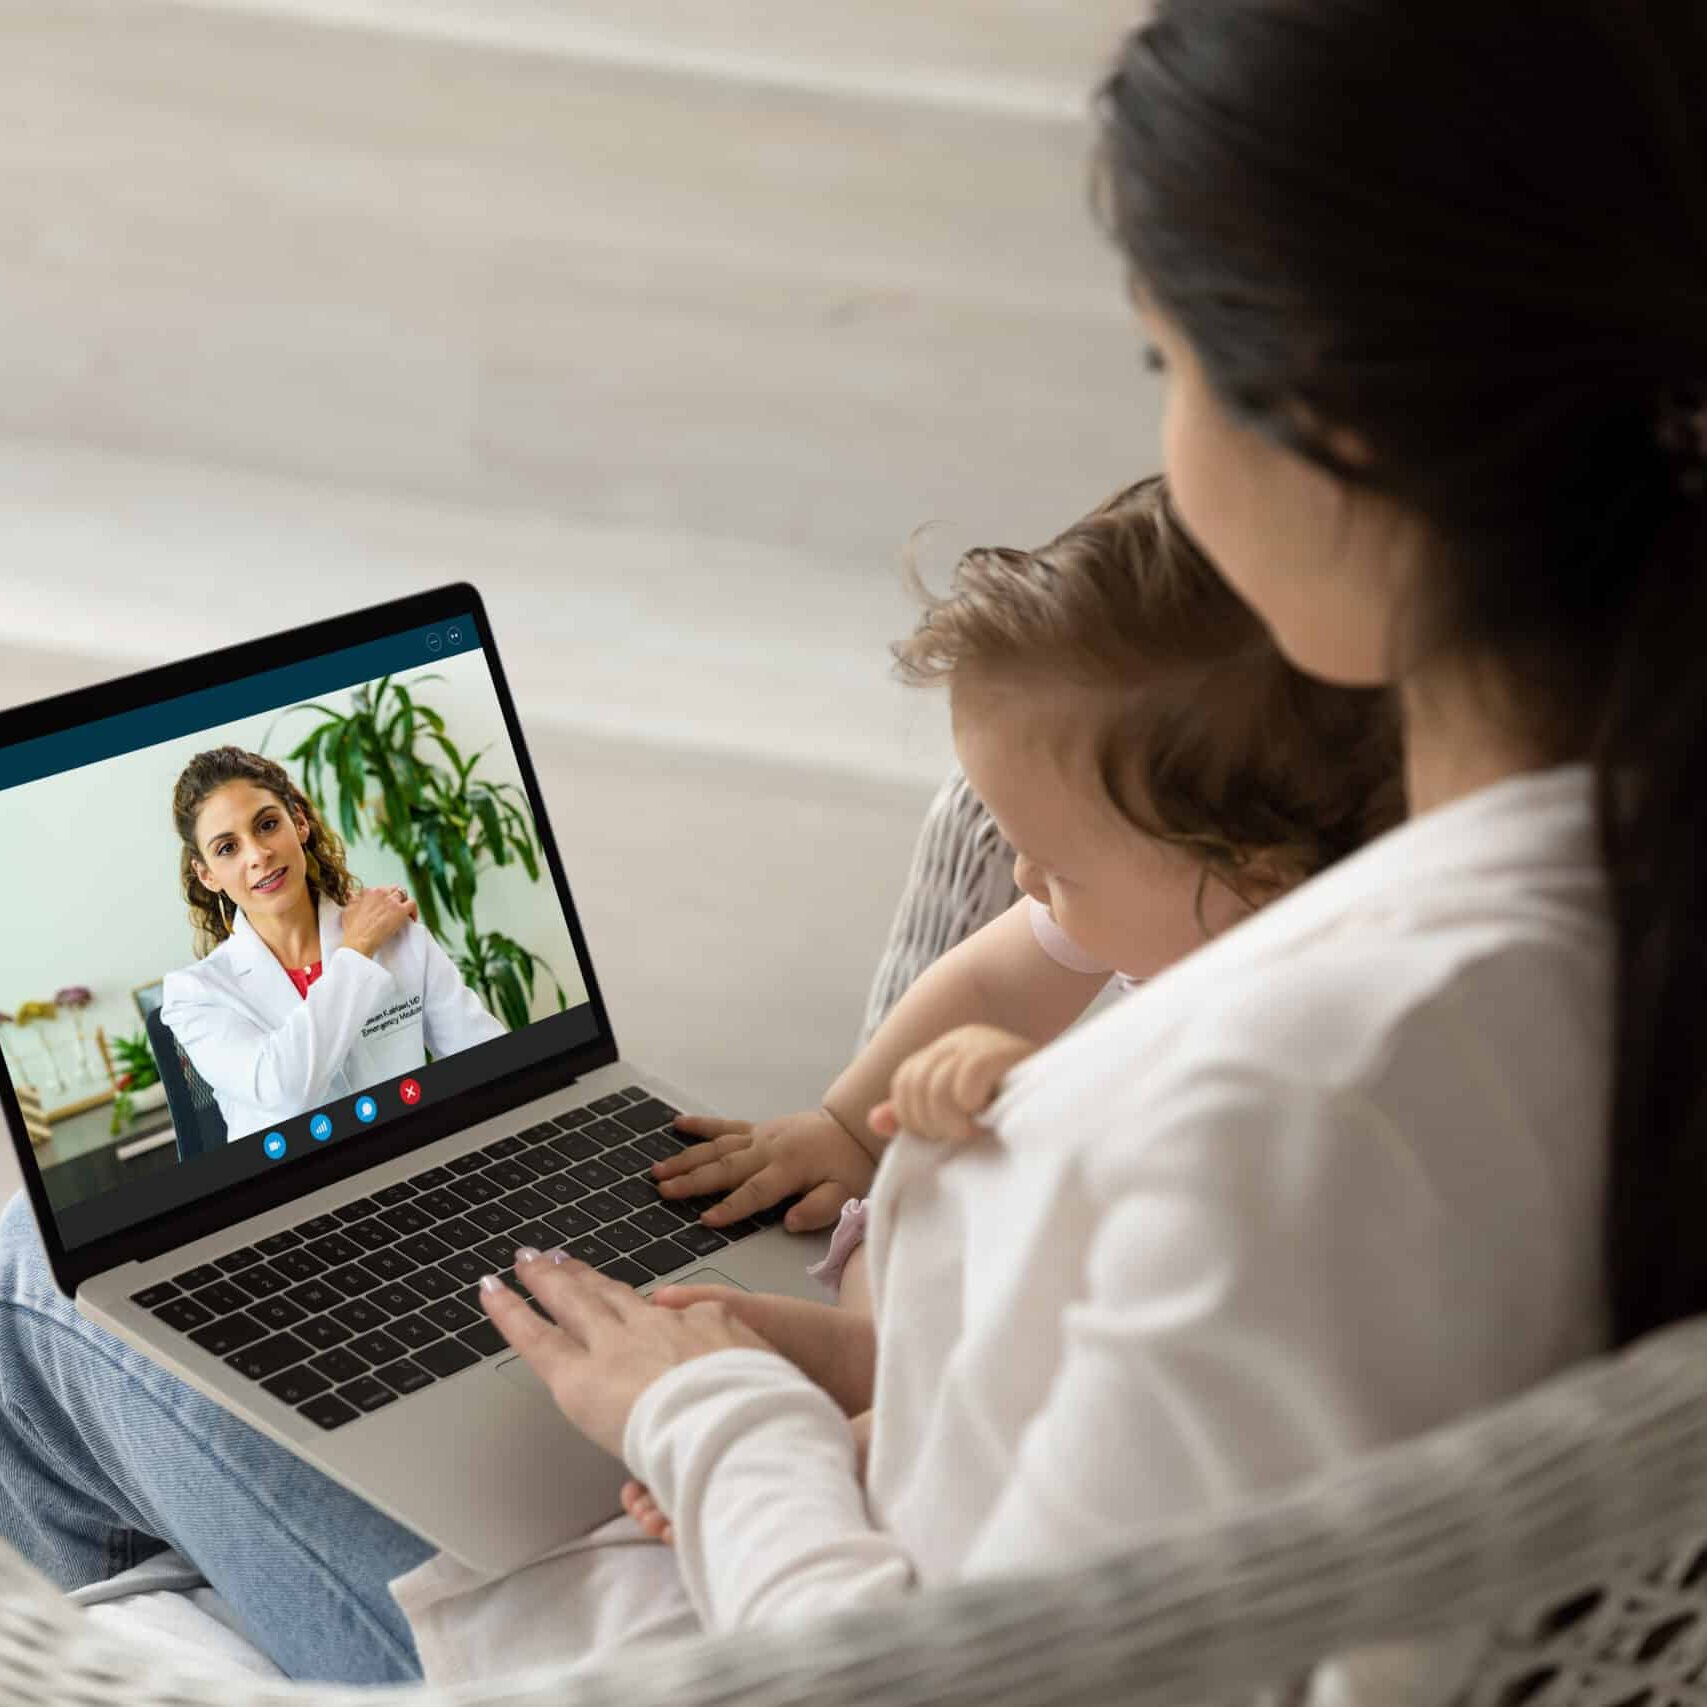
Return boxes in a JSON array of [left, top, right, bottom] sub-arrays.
[[341, 886, 419, 960]]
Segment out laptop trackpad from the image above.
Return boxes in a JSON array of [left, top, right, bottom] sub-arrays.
[[495, 1268, 749, 1392]]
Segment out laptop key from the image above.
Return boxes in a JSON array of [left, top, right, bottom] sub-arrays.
[[554, 1105, 597, 1130], [420, 1295, 480, 1333], [628, 1205, 682, 1242], [599, 1256, 651, 1288], [330, 1297, 389, 1334], [375, 1358, 435, 1397], [445, 1152, 487, 1177], [130, 1281, 180, 1310], [298, 1392, 359, 1431], [226, 1331, 312, 1382], [306, 1231, 363, 1267], [270, 1247, 328, 1284], [481, 1134, 527, 1160], [342, 1218, 396, 1254], [402, 1265, 459, 1302], [172, 1263, 223, 1291], [464, 1202, 516, 1236], [331, 1197, 380, 1225], [674, 1223, 730, 1258], [187, 1312, 266, 1357], [408, 1166, 453, 1191], [433, 1217, 486, 1251], [581, 1119, 630, 1150], [610, 1176, 659, 1209], [368, 1283, 423, 1319], [295, 1315, 353, 1352], [250, 1295, 308, 1332], [348, 1328, 407, 1366], [517, 1119, 562, 1142], [439, 1251, 488, 1287], [296, 1214, 342, 1240], [456, 1319, 507, 1358], [474, 1235, 522, 1271], [575, 1190, 625, 1225], [599, 1220, 649, 1254], [411, 1189, 467, 1223], [358, 1248, 416, 1284], [191, 1278, 251, 1316], [559, 1234, 616, 1267], [569, 1157, 622, 1192], [394, 1231, 452, 1265], [589, 1093, 628, 1115], [214, 1246, 263, 1273], [414, 1337, 480, 1378], [310, 1346, 368, 1384], [285, 1278, 342, 1315], [230, 1262, 292, 1300], [262, 1364, 331, 1407], [338, 1377, 398, 1414], [387, 1313, 443, 1352], [377, 1203, 431, 1237], [255, 1229, 303, 1256], [630, 1130, 684, 1163], [509, 1221, 560, 1252], [545, 1131, 600, 1165], [533, 1170, 589, 1205], [152, 1295, 214, 1333], [372, 1182, 415, 1207], [446, 1174, 500, 1206], [616, 1099, 679, 1134], [544, 1204, 598, 1241], [501, 1185, 552, 1219], [324, 1263, 382, 1299], [630, 1238, 697, 1278], [483, 1159, 533, 1194]]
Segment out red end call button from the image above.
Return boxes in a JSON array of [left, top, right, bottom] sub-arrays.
[[398, 1078, 423, 1107]]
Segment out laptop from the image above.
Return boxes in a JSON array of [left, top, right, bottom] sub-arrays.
[[1, 584, 830, 1575]]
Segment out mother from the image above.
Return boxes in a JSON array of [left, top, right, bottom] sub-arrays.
[[1, 2, 1702, 1701]]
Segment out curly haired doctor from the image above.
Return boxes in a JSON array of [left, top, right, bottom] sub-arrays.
[[159, 746, 506, 1139]]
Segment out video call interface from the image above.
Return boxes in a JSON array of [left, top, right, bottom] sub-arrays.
[[0, 615, 598, 1251]]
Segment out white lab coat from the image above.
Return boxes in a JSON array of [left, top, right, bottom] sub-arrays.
[[159, 894, 507, 1141]]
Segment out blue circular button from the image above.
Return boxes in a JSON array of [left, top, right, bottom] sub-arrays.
[[309, 1112, 333, 1142], [354, 1095, 378, 1124], [425, 632, 443, 654], [263, 1132, 287, 1160]]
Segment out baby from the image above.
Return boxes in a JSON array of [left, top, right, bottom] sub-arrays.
[[623, 474, 1402, 1540]]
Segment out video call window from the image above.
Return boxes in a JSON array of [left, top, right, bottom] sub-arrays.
[[0, 616, 595, 1248]]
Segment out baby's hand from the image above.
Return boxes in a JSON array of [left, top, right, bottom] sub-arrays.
[[653, 1110, 876, 1232], [869, 1025, 1035, 1144]]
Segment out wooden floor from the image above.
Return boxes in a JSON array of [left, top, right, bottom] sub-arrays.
[[0, 0, 1156, 1199]]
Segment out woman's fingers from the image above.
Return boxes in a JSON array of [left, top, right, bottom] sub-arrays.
[[512, 1249, 639, 1336]]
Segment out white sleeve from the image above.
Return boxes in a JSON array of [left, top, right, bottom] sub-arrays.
[[1027, 896, 1112, 975], [417, 926, 508, 1056], [161, 948, 394, 1123], [627, 1070, 1455, 1629]]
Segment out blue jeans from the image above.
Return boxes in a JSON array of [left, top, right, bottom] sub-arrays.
[[0, 1192, 435, 1683]]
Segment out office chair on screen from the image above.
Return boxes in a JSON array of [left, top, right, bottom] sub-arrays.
[[144, 1006, 228, 1160]]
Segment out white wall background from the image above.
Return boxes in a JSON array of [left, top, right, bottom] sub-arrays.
[[0, 648, 586, 1090]]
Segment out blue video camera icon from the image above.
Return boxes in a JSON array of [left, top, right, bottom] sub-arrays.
[[263, 1132, 287, 1160]]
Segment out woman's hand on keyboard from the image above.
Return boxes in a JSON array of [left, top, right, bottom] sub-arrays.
[[868, 1024, 1036, 1145], [653, 1110, 877, 1232]]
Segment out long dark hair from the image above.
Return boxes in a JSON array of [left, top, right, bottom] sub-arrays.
[[173, 747, 356, 958], [1096, 2, 1707, 1347]]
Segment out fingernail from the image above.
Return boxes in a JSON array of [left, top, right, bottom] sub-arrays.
[[479, 1273, 504, 1295], [514, 1246, 542, 1265], [547, 1248, 569, 1265]]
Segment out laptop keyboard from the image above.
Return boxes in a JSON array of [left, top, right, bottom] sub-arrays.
[[129, 1087, 787, 1432]]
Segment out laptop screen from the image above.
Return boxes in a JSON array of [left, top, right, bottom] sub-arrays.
[[1, 593, 607, 1269]]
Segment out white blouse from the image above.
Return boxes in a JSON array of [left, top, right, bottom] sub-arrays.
[[394, 765, 1612, 1706]]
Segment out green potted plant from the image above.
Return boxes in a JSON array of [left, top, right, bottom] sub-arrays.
[[109, 1031, 163, 1136], [271, 676, 566, 1033]]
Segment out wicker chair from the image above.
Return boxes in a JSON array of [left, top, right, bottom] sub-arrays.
[[5, 769, 1707, 1707]]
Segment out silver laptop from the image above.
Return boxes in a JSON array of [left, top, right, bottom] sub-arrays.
[[1, 585, 829, 1575]]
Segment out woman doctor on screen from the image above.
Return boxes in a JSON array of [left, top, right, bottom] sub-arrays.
[[159, 746, 506, 1140]]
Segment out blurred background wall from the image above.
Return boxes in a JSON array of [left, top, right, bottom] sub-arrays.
[[0, 0, 1161, 1200]]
